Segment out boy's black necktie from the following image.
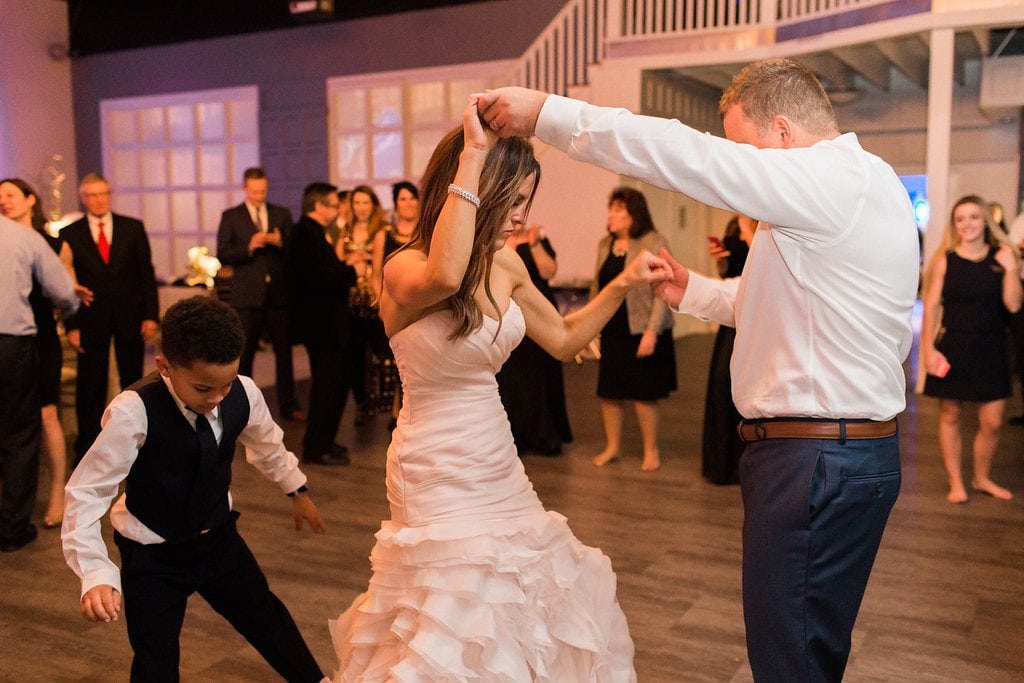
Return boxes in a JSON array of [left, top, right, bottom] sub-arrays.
[[188, 413, 219, 528]]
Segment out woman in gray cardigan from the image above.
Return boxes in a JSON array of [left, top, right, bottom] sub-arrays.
[[591, 187, 677, 471]]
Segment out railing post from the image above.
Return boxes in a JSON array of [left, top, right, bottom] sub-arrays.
[[760, 0, 778, 31], [606, 0, 623, 41]]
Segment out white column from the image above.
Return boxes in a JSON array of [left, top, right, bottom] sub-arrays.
[[923, 28, 955, 265], [917, 28, 955, 393]]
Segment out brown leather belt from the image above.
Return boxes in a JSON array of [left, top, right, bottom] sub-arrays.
[[738, 418, 897, 442]]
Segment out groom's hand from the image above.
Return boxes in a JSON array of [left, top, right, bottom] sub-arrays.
[[652, 247, 689, 309], [477, 87, 549, 138]]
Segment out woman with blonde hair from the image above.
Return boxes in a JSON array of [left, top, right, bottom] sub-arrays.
[[329, 96, 669, 680], [922, 195, 1023, 503]]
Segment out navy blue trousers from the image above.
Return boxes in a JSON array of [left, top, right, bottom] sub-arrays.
[[740, 435, 900, 682]]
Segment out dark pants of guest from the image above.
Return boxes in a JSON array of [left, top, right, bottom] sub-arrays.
[[345, 316, 372, 407], [74, 333, 144, 462], [114, 517, 323, 683], [1010, 310, 1024, 414], [236, 305, 299, 415], [0, 335, 41, 540], [740, 434, 900, 682], [702, 326, 744, 484], [303, 342, 350, 459]]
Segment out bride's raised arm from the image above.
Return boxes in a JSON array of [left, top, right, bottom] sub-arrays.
[[509, 248, 671, 361], [381, 97, 495, 320]]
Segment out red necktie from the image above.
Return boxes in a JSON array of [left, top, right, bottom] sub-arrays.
[[97, 221, 110, 264]]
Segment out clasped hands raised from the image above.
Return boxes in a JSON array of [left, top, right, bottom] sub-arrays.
[[621, 248, 691, 309], [461, 91, 691, 306]]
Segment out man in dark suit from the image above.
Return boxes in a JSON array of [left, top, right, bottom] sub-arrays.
[[216, 167, 303, 422], [285, 183, 357, 466], [64, 173, 159, 463]]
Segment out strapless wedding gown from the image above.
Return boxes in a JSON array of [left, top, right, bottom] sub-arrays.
[[330, 300, 636, 682]]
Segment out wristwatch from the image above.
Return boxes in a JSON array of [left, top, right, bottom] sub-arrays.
[[287, 484, 309, 497]]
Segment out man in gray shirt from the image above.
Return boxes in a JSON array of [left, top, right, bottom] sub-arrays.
[[0, 214, 79, 552]]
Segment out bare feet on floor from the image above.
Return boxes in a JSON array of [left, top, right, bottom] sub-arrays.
[[43, 492, 64, 528], [641, 451, 661, 472], [946, 485, 968, 504], [972, 479, 1013, 500], [592, 450, 618, 467]]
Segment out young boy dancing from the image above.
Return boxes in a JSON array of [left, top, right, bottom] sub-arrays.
[[62, 295, 327, 682]]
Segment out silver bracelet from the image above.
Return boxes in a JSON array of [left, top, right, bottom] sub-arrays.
[[447, 183, 480, 208]]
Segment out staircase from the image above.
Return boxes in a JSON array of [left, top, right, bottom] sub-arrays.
[[514, 0, 925, 96]]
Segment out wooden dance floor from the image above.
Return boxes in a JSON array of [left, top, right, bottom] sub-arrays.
[[2, 333, 1022, 681]]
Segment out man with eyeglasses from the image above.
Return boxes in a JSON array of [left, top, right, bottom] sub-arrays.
[[284, 183, 359, 466], [63, 173, 159, 464]]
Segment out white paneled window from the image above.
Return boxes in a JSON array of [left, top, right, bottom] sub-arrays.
[[327, 61, 512, 211], [100, 86, 258, 281]]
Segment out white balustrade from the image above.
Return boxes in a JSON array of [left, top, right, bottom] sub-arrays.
[[515, 0, 890, 93]]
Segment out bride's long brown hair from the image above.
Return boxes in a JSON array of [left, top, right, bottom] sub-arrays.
[[399, 125, 540, 340]]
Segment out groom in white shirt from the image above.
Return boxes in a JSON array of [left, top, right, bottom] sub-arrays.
[[478, 59, 919, 681]]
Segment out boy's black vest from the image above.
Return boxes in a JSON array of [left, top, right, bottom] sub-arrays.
[[124, 372, 250, 542]]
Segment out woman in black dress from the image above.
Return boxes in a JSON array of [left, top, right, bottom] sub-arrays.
[[496, 224, 573, 455], [344, 185, 391, 425], [0, 178, 91, 527], [922, 195, 1023, 503], [370, 181, 420, 428], [702, 214, 754, 484], [591, 187, 676, 471]]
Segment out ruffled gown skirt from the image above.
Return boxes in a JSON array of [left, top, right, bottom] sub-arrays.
[[330, 511, 634, 682], [329, 303, 635, 681]]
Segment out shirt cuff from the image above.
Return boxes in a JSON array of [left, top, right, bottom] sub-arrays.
[[81, 567, 122, 600], [676, 271, 715, 315], [676, 270, 741, 329], [535, 95, 586, 151], [276, 468, 307, 496]]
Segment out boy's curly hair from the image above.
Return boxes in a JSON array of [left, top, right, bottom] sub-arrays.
[[159, 295, 244, 367]]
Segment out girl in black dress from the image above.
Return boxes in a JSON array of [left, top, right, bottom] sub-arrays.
[[922, 195, 1023, 503], [496, 224, 573, 455], [702, 214, 754, 484], [591, 187, 676, 471], [0, 178, 91, 528], [370, 181, 421, 428], [344, 185, 390, 425]]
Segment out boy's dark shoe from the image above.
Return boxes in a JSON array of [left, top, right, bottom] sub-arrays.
[[304, 444, 349, 466], [0, 524, 38, 552]]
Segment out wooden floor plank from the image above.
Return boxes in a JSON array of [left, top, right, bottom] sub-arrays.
[[1, 333, 1022, 681]]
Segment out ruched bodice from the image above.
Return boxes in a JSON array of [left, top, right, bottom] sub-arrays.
[[387, 300, 543, 526]]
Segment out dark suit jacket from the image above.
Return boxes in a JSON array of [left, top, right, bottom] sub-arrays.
[[62, 214, 159, 340], [285, 215, 357, 347], [216, 202, 293, 308]]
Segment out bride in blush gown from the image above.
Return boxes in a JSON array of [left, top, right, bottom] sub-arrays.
[[329, 95, 670, 682]]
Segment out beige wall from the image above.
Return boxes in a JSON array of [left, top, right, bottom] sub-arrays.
[[0, 0, 77, 219]]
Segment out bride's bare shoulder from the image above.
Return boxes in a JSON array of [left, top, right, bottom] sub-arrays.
[[494, 245, 528, 277]]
